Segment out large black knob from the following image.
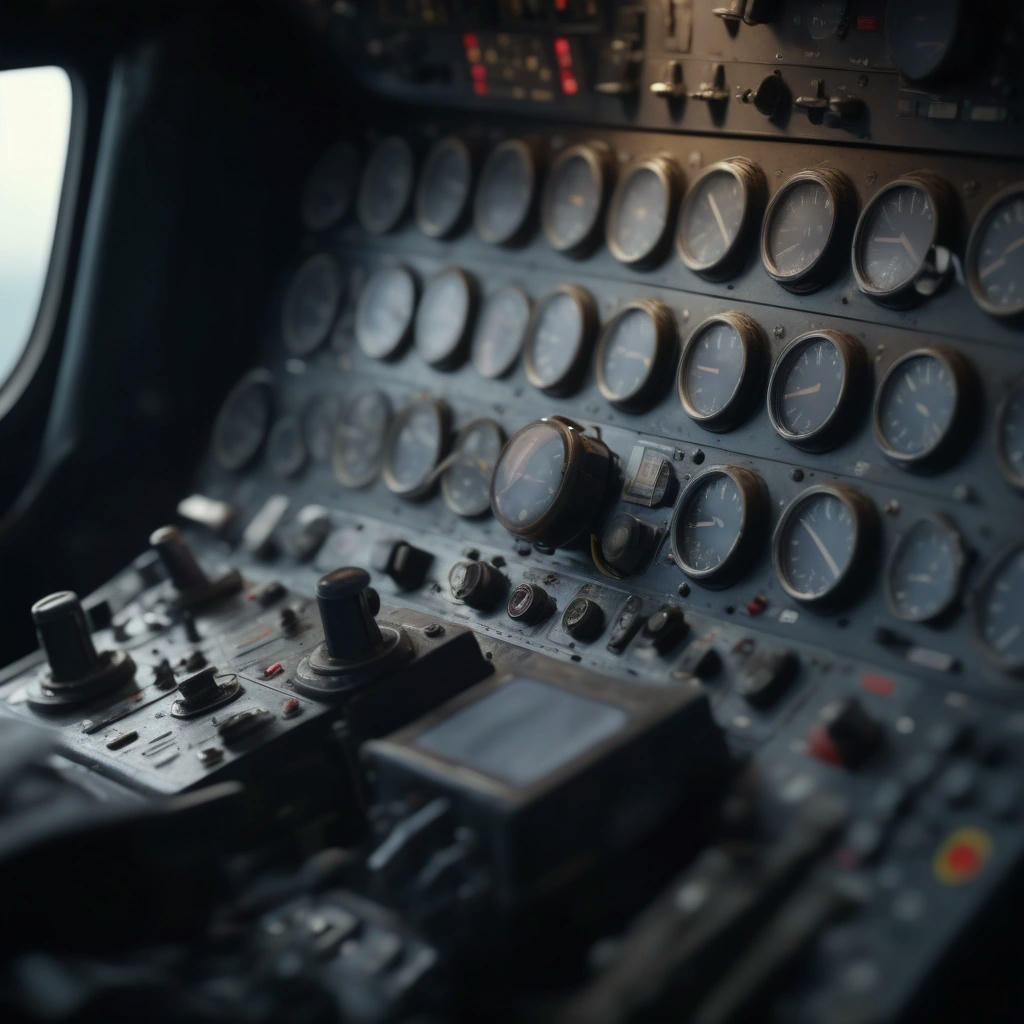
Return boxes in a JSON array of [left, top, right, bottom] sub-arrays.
[[316, 568, 383, 663], [149, 526, 242, 607], [600, 513, 656, 577], [32, 591, 100, 684], [448, 560, 508, 611]]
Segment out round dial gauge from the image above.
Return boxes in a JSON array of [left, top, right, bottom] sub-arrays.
[[442, 418, 506, 518], [212, 370, 274, 472], [382, 397, 451, 499], [996, 378, 1024, 494], [852, 173, 957, 308], [886, 0, 963, 82], [873, 347, 976, 470], [471, 286, 531, 379], [886, 514, 966, 623], [678, 312, 768, 432], [415, 136, 473, 239], [761, 169, 855, 293], [490, 417, 613, 549], [303, 395, 342, 463], [266, 415, 308, 478], [965, 183, 1024, 320], [670, 465, 768, 588], [804, 0, 848, 41], [677, 158, 766, 280], [332, 389, 392, 489], [474, 139, 537, 246], [606, 156, 682, 268], [301, 141, 359, 232], [282, 254, 344, 357], [414, 267, 477, 369], [357, 136, 415, 235], [773, 484, 878, 609], [541, 141, 612, 257], [767, 330, 868, 452], [355, 265, 418, 360], [973, 546, 1024, 676], [596, 300, 677, 411], [523, 285, 598, 395]]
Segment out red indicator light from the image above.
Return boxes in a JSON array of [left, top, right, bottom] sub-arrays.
[[934, 827, 992, 885], [462, 33, 479, 50], [747, 595, 767, 616], [947, 843, 981, 875], [470, 63, 487, 81], [856, 15, 879, 30], [555, 37, 571, 57], [561, 73, 579, 96], [555, 0, 568, 11], [861, 672, 895, 697], [264, 662, 283, 678], [473, 81, 489, 96]]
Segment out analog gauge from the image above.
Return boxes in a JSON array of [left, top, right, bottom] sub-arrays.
[[804, 0, 848, 40], [852, 172, 957, 308], [996, 378, 1024, 494], [414, 267, 477, 369], [303, 395, 342, 463], [212, 369, 274, 472], [965, 183, 1024, 320], [489, 416, 613, 548], [767, 330, 868, 452], [471, 286, 531, 379], [678, 312, 768, 431], [382, 396, 452, 499], [606, 156, 682, 268], [541, 141, 612, 257], [332, 389, 392, 489], [523, 285, 598, 395], [670, 465, 769, 588], [886, 0, 963, 82], [357, 136, 415, 235], [355, 265, 418, 360], [873, 347, 976, 470], [266, 415, 308, 478], [761, 169, 856, 293], [301, 141, 359, 232], [415, 136, 473, 239], [281, 254, 344, 357], [886, 514, 966, 623], [973, 546, 1024, 676], [442, 418, 506, 518], [773, 483, 878, 609], [595, 299, 677, 411], [474, 138, 537, 246], [677, 158, 766, 280]]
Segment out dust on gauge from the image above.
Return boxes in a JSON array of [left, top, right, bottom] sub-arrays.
[[441, 418, 506, 518], [332, 389, 392, 489], [281, 253, 344, 357], [471, 286, 531, 379]]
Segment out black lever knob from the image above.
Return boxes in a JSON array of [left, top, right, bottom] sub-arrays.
[[316, 568, 384, 663], [32, 591, 100, 684], [150, 526, 212, 592]]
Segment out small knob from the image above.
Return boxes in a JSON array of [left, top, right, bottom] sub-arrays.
[[643, 605, 688, 654], [150, 526, 211, 593], [448, 561, 508, 611], [600, 513, 656, 577], [177, 665, 222, 709], [561, 597, 605, 642], [745, 73, 788, 118], [316, 568, 383, 663], [507, 583, 554, 626], [650, 60, 686, 99], [372, 539, 434, 591], [811, 697, 883, 769], [32, 591, 100, 683]]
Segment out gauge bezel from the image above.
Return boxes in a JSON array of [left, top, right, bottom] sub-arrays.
[[767, 329, 869, 452], [355, 264, 419, 361], [760, 168, 856, 294], [885, 513, 967, 624], [414, 266, 478, 370], [441, 417, 507, 518], [331, 389, 393, 489], [872, 346, 976, 472], [473, 138, 538, 247], [212, 369, 274, 472], [995, 375, 1024, 495], [606, 155, 683, 268], [266, 415, 308, 478], [965, 182, 1024, 321], [356, 136, 416, 235], [281, 253, 344, 357], [471, 285, 532, 380], [415, 135, 474, 240], [972, 544, 1024, 677], [595, 298, 677, 411], [772, 482, 878, 610], [523, 284, 598, 396], [381, 396, 452, 499], [677, 312, 768, 432], [541, 141, 613, 257], [676, 158, 767, 281], [301, 141, 359, 232], [670, 464, 769, 588]]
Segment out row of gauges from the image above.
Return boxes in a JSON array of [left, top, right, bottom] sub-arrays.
[[301, 134, 1024, 320]]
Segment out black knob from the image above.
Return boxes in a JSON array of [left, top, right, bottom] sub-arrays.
[[150, 526, 210, 593], [822, 697, 883, 768], [449, 561, 508, 611], [316, 568, 384, 663], [643, 605, 688, 654], [32, 591, 100, 683], [600, 513, 655, 577], [750, 73, 787, 118], [372, 539, 434, 591], [562, 597, 605, 642], [177, 665, 222, 708], [507, 583, 554, 626]]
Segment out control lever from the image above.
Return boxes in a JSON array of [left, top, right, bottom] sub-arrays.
[[150, 526, 242, 608]]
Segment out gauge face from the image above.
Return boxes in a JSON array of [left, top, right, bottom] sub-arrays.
[[490, 420, 567, 533], [596, 302, 673, 410], [974, 547, 1024, 674], [678, 313, 766, 431], [355, 266, 417, 360], [414, 267, 476, 368], [301, 141, 359, 231], [996, 380, 1024, 493], [471, 286, 531, 379], [886, 515, 965, 623], [474, 139, 536, 246], [523, 286, 596, 395], [357, 136, 415, 235], [542, 144, 608, 255], [282, 254, 344, 356], [965, 184, 1024, 319], [768, 331, 866, 451], [607, 160, 678, 267], [303, 395, 342, 463], [266, 415, 308, 478], [804, 0, 848, 40], [886, 0, 961, 82], [442, 418, 506, 517], [212, 370, 273, 472], [382, 398, 450, 498], [332, 389, 392, 488], [415, 136, 473, 239]]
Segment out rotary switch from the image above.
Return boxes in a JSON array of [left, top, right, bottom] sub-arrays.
[[149, 526, 242, 608]]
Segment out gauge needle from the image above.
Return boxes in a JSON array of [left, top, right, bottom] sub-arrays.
[[696, 364, 720, 374], [692, 517, 725, 528], [997, 624, 1021, 652], [914, 401, 930, 417], [784, 382, 822, 399], [774, 241, 803, 258], [873, 233, 920, 263], [707, 192, 731, 247], [800, 519, 842, 579], [619, 349, 652, 366], [908, 573, 934, 583]]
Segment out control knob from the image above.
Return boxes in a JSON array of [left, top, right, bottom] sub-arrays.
[[150, 526, 242, 608]]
